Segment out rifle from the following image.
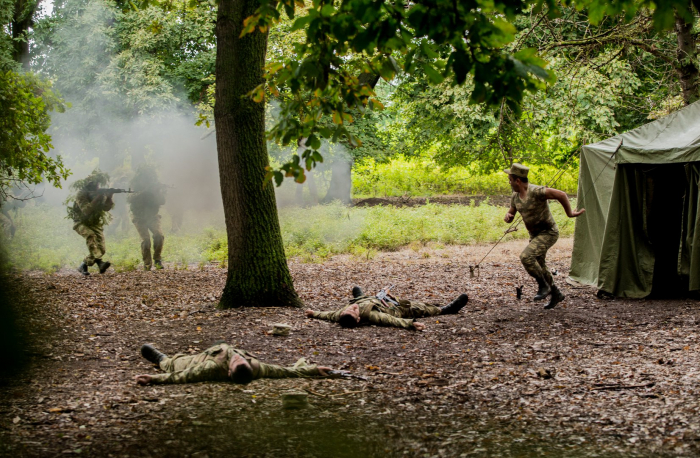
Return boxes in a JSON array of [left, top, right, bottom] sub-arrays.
[[376, 284, 398, 306], [327, 370, 369, 381], [92, 188, 135, 195]]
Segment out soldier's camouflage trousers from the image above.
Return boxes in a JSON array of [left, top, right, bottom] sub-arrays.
[[132, 214, 164, 269], [396, 300, 442, 318], [520, 229, 559, 286], [73, 223, 106, 266]]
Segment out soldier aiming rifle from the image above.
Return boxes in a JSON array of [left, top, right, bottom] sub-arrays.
[[67, 169, 133, 276]]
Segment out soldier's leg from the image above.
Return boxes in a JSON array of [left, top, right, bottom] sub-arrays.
[[149, 215, 164, 263], [520, 231, 558, 300], [74, 224, 101, 266], [93, 226, 107, 259], [398, 300, 442, 318], [534, 231, 559, 286], [133, 219, 153, 269]]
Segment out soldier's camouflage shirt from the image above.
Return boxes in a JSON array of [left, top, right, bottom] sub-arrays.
[[149, 344, 323, 385], [511, 184, 558, 236], [311, 296, 434, 330], [72, 190, 114, 227], [128, 187, 166, 220]]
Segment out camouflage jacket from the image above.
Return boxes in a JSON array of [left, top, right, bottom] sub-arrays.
[[128, 187, 166, 219], [311, 296, 417, 330], [149, 344, 323, 385], [71, 190, 114, 226]]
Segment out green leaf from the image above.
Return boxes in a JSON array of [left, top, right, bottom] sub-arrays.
[[421, 63, 444, 84]]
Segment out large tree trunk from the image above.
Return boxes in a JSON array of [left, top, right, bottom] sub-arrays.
[[214, 0, 301, 308], [675, 12, 700, 105]]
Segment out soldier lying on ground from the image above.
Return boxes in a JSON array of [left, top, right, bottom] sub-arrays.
[[305, 286, 469, 331], [134, 343, 332, 385]]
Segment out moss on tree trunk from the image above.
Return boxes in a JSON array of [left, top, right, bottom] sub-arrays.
[[214, 0, 302, 308]]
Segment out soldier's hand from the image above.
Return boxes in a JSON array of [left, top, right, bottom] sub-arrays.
[[305, 309, 314, 317], [134, 375, 152, 385], [317, 366, 332, 377], [413, 322, 425, 331], [570, 208, 585, 217], [504, 212, 515, 223]]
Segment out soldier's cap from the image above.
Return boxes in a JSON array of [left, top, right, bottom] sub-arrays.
[[503, 163, 529, 179]]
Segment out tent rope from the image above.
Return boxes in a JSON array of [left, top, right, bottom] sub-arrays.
[[470, 144, 592, 275]]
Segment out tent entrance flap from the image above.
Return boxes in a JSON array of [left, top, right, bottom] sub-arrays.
[[596, 164, 687, 298], [644, 165, 687, 297]]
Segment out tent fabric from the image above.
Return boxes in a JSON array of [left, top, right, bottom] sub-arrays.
[[679, 164, 700, 291], [569, 99, 700, 298]]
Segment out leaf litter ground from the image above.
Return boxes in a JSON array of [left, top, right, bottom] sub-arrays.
[[1, 238, 700, 457]]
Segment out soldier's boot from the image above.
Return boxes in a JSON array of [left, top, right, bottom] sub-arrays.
[[533, 278, 551, 301], [544, 285, 565, 310], [140, 344, 167, 365], [154, 260, 164, 270], [440, 294, 469, 315], [95, 259, 111, 274], [78, 262, 89, 276], [352, 286, 364, 298]]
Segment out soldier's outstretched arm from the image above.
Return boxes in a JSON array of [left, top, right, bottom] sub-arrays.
[[544, 188, 585, 217], [257, 362, 328, 379], [306, 309, 341, 322]]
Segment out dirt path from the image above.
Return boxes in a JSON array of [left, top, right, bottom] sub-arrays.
[[1, 238, 699, 457]]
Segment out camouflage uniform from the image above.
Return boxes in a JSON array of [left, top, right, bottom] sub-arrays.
[[512, 184, 559, 285], [72, 190, 114, 266], [310, 295, 442, 330], [149, 343, 323, 385], [128, 187, 166, 269]]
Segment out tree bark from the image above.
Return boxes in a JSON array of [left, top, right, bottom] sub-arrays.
[[214, 0, 302, 308], [11, 0, 38, 68], [674, 12, 699, 105]]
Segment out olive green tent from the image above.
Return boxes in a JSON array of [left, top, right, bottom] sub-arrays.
[[569, 100, 700, 298]]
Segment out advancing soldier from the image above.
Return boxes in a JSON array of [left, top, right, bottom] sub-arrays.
[[128, 165, 166, 270], [134, 343, 332, 385], [67, 170, 115, 276], [503, 163, 585, 309], [305, 286, 469, 331]]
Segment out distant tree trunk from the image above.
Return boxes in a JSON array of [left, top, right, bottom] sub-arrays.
[[214, 0, 302, 308], [11, 0, 38, 68], [674, 12, 699, 105], [322, 157, 353, 204], [307, 171, 319, 205]]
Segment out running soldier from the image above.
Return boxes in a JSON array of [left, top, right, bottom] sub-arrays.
[[305, 286, 469, 331], [128, 165, 166, 270], [503, 163, 585, 309]]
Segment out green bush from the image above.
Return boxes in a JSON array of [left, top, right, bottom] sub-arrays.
[[352, 155, 579, 197]]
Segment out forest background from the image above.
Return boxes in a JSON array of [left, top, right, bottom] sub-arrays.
[[0, 0, 698, 273]]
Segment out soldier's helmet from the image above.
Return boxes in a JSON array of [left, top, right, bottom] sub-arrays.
[[70, 169, 109, 191]]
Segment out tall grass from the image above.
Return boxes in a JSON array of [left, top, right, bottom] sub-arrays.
[[3, 200, 576, 270], [352, 155, 579, 197]]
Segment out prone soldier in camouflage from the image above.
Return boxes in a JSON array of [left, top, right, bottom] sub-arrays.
[[305, 286, 469, 331], [134, 343, 332, 385], [66, 170, 115, 276], [128, 165, 166, 270], [503, 163, 585, 309]]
